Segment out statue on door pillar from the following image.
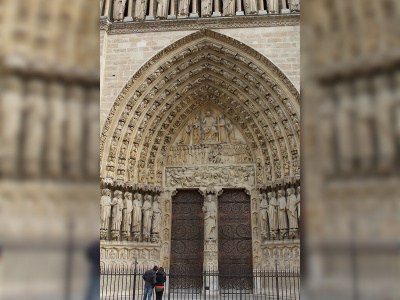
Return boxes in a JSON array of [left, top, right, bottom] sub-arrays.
[[203, 194, 217, 240]]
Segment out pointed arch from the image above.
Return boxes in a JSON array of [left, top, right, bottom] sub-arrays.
[[100, 29, 300, 187]]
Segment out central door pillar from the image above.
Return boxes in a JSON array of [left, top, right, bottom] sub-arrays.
[[199, 186, 223, 295]]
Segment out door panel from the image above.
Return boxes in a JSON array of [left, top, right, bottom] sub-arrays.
[[170, 190, 204, 291], [218, 189, 253, 293]]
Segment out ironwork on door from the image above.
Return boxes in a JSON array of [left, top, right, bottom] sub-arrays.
[[218, 189, 253, 293], [170, 190, 204, 292]]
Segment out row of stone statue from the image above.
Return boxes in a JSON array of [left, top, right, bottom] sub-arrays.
[[100, 189, 162, 242], [105, 0, 300, 21], [1, 77, 99, 180], [259, 186, 300, 239], [178, 111, 242, 145]]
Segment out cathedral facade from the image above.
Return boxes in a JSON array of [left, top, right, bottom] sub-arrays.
[[99, 0, 300, 279]]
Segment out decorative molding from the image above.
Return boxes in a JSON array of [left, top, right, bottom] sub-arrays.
[[104, 14, 300, 34]]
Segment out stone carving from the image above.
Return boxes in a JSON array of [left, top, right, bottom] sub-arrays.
[[267, 0, 278, 13], [287, 188, 299, 237], [261, 245, 300, 269], [111, 190, 123, 239], [223, 0, 235, 16], [277, 190, 288, 238], [122, 192, 133, 240], [178, 0, 190, 16], [203, 194, 217, 240], [259, 193, 269, 239], [113, 0, 127, 20], [156, 0, 168, 18], [289, 0, 300, 12], [296, 186, 300, 222], [243, 0, 257, 14], [100, 188, 112, 239], [201, 0, 213, 16], [135, 0, 147, 20], [177, 108, 246, 147], [151, 195, 162, 241], [167, 144, 252, 165], [100, 30, 300, 175], [142, 194, 153, 242], [268, 191, 278, 238], [165, 165, 255, 187], [203, 109, 218, 142], [132, 192, 143, 241]]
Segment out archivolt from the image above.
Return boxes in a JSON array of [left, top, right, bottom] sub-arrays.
[[100, 29, 300, 187]]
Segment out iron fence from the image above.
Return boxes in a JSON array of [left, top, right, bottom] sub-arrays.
[[100, 265, 300, 300]]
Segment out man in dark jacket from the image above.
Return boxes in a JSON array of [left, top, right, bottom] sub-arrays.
[[142, 265, 158, 300]]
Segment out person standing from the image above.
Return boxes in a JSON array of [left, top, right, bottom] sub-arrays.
[[155, 267, 167, 300], [143, 266, 158, 300]]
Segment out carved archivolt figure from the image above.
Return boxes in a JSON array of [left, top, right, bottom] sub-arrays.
[[203, 194, 217, 240], [151, 195, 162, 235], [277, 190, 288, 233], [217, 115, 227, 143], [267, 0, 279, 14], [111, 191, 123, 233], [181, 123, 192, 145], [259, 194, 269, 237], [135, 0, 147, 20], [142, 194, 153, 241], [297, 186, 300, 222], [268, 192, 278, 232], [132, 192, 143, 235], [156, 0, 168, 18], [286, 188, 299, 229], [201, 0, 213, 16], [100, 189, 112, 234], [244, 0, 257, 14], [289, 0, 300, 12], [223, 0, 235, 16], [178, 0, 190, 16], [122, 192, 133, 235], [225, 119, 237, 144], [113, 0, 127, 20], [192, 115, 201, 144], [203, 110, 218, 142]]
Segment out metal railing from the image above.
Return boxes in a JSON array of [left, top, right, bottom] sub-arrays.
[[101, 264, 300, 299]]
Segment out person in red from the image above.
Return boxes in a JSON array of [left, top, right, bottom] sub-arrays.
[[155, 267, 166, 300]]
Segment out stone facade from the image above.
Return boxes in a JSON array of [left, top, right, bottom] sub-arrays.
[[100, 6, 300, 273]]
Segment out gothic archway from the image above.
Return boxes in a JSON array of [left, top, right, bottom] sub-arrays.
[[100, 29, 300, 187], [100, 29, 300, 273]]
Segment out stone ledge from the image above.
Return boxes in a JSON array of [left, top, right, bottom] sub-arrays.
[[100, 14, 300, 34]]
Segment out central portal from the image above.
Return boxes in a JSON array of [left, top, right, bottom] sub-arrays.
[[170, 190, 204, 292]]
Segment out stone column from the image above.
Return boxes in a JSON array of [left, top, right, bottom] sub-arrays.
[[236, 0, 244, 15], [146, 0, 155, 19], [124, 0, 134, 20], [168, 0, 177, 18], [103, 0, 112, 18], [258, 0, 267, 14], [212, 0, 222, 16], [190, 0, 199, 18], [160, 189, 176, 269], [281, 0, 290, 13]]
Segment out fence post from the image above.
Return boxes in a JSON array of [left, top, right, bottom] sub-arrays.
[[132, 260, 137, 300], [203, 269, 206, 300], [275, 261, 279, 300]]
